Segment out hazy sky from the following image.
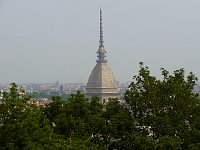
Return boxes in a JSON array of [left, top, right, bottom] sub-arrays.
[[0, 0, 200, 83]]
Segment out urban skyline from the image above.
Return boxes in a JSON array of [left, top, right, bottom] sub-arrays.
[[0, 0, 200, 83]]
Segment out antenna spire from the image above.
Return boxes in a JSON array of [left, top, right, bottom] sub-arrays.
[[97, 6, 107, 63], [99, 6, 104, 47]]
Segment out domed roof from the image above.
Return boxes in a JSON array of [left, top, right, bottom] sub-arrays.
[[85, 8, 118, 100], [87, 62, 117, 89]]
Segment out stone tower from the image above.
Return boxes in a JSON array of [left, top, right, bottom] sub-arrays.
[[86, 8, 118, 102]]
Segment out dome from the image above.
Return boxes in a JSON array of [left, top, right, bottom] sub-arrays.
[[85, 8, 118, 101], [87, 62, 117, 89], [86, 62, 118, 100]]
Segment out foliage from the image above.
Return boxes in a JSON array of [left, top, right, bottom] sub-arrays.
[[43, 92, 108, 149], [125, 63, 200, 149], [0, 83, 71, 149], [1, 63, 200, 149], [26, 91, 70, 101]]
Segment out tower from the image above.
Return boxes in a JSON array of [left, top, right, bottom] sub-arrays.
[[86, 7, 118, 102]]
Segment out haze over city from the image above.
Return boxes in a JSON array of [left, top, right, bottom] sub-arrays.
[[0, 0, 200, 83]]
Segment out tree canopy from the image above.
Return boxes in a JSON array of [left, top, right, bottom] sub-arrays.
[[1, 64, 200, 149], [125, 63, 200, 149]]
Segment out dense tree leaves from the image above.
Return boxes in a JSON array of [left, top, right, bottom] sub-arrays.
[[0, 84, 74, 150], [1, 64, 200, 150], [43, 92, 108, 149], [125, 63, 200, 149]]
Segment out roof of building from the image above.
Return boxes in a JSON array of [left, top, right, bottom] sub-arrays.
[[87, 62, 117, 89], [86, 7, 118, 98]]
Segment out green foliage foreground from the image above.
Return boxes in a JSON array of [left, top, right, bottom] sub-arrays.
[[1, 64, 200, 150]]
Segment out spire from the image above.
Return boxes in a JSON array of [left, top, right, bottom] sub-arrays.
[[99, 6, 104, 47], [97, 6, 107, 63]]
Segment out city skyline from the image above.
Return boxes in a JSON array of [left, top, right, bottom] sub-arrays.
[[0, 0, 200, 83]]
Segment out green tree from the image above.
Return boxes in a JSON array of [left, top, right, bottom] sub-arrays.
[[0, 83, 68, 150], [125, 63, 200, 149], [101, 98, 155, 149], [43, 92, 107, 149]]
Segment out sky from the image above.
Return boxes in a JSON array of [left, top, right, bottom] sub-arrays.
[[0, 0, 200, 83]]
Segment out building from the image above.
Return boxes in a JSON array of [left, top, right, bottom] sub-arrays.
[[86, 8, 118, 102]]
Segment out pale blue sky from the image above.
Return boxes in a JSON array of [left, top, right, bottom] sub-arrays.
[[0, 0, 200, 83]]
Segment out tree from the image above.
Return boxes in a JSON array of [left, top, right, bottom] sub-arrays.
[[43, 92, 108, 149], [124, 63, 200, 149], [0, 83, 69, 149]]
